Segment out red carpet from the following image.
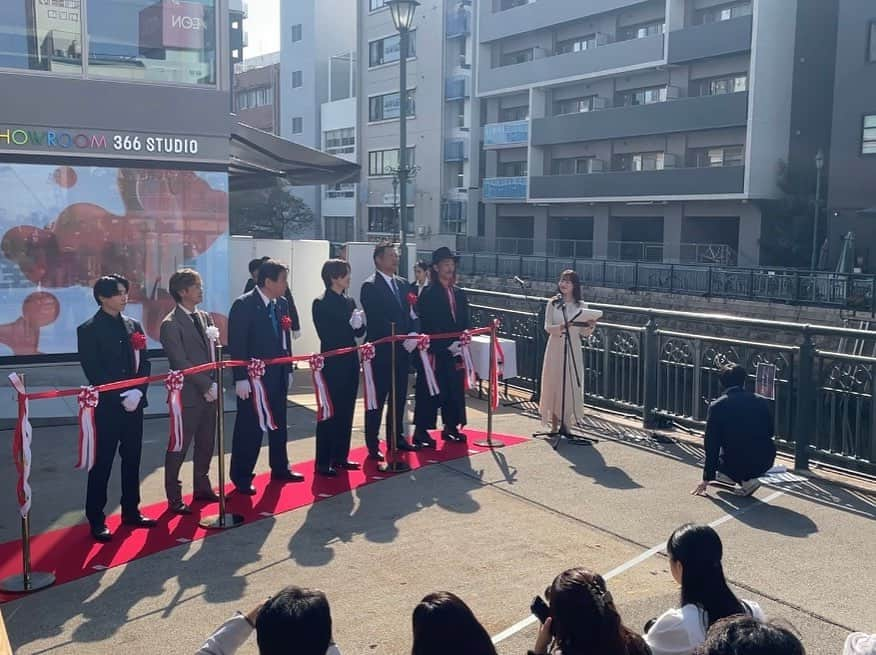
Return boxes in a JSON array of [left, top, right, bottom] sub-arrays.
[[0, 429, 525, 601]]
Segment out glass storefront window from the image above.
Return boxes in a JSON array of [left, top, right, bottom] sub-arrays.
[[0, 164, 229, 355], [88, 0, 216, 85], [0, 1, 83, 73]]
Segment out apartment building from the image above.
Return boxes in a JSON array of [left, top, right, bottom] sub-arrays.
[[234, 52, 281, 134], [474, 0, 825, 267], [356, 0, 478, 250]]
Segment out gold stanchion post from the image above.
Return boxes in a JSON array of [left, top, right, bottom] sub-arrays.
[[379, 322, 410, 473], [200, 344, 244, 530], [474, 321, 505, 449], [1, 374, 55, 593]]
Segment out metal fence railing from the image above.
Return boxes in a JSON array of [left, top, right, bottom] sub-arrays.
[[464, 287, 876, 476]]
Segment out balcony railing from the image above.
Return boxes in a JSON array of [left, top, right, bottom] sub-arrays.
[[483, 176, 527, 200], [607, 241, 664, 262], [441, 199, 467, 222], [546, 239, 594, 259], [446, 8, 471, 37], [445, 75, 469, 101], [680, 243, 737, 266], [483, 120, 528, 148], [444, 139, 468, 162], [495, 237, 534, 255]]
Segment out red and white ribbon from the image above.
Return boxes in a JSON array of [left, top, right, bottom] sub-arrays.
[[490, 322, 504, 410], [76, 386, 99, 471], [165, 370, 185, 453], [248, 359, 278, 432], [459, 331, 477, 390], [310, 354, 334, 421], [9, 373, 32, 518], [359, 342, 378, 411], [281, 315, 292, 351], [418, 335, 440, 396]]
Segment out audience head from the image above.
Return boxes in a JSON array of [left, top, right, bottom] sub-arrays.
[[430, 247, 459, 285], [373, 241, 399, 275], [168, 268, 203, 305], [256, 259, 289, 299], [414, 260, 430, 284], [93, 274, 129, 310], [695, 616, 804, 655], [557, 269, 582, 303], [845, 633, 876, 655], [411, 591, 497, 655], [719, 365, 747, 390], [321, 258, 352, 291], [667, 523, 743, 627], [547, 567, 650, 655], [249, 256, 269, 279], [255, 586, 333, 655]]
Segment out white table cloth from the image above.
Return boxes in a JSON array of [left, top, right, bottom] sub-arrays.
[[469, 335, 518, 381]]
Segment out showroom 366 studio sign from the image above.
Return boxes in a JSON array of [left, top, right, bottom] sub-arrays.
[[0, 127, 200, 156]]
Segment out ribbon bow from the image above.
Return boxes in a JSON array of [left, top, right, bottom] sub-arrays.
[[76, 386, 99, 471], [165, 370, 185, 453], [280, 315, 293, 350], [416, 335, 440, 396], [459, 330, 477, 390], [9, 373, 33, 518], [310, 354, 334, 421], [247, 358, 278, 432], [359, 343, 378, 411], [205, 324, 220, 362]]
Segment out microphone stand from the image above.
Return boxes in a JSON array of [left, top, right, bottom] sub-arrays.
[[504, 277, 543, 408]]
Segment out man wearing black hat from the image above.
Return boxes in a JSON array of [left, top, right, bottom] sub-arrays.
[[411, 247, 471, 444]]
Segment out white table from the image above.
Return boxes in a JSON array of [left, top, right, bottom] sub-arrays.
[[469, 335, 518, 381]]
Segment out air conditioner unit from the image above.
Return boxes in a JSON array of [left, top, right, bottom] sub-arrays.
[[665, 85, 681, 100], [417, 226, 427, 236], [591, 96, 610, 110], [662, 153, 679, 168]]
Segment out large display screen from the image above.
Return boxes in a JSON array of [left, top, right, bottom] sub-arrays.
[[0, 164, 229, 356]]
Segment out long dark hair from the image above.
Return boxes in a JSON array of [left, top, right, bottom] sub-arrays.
[[556, 269, 582, 304], [411, 592, 498, 655], [548, 568, 650, 655], [667, 524, 744, 628]]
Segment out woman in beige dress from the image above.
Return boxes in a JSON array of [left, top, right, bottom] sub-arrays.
[[538, 270, 598, 432]]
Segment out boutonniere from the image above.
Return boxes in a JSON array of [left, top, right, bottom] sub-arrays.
[[130, 331, 147, 351], [407, 291, 418, 308], [280, 315, 292, 331]]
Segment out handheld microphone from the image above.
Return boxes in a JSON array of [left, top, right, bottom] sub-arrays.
[[513, 275, 528, 288], [553, 293, 564, 306]]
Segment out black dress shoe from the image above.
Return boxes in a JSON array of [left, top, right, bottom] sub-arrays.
[[234, 484, 258, 496], [90, 524, 112, 543], [367, 451, 385, 461], [169, 501, 192, 515], [193, 490, 221, 502], [396, 440, 421, 452], [334, 460, 360, 470], [271, 469, 305, 482], [316, 467, 338, 477], [412, 430, 437, 448], [441, 429, 465, 443], [121, 514, 158, 528]]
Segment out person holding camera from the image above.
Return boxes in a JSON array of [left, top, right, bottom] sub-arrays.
[[529, 567, 649, 655]]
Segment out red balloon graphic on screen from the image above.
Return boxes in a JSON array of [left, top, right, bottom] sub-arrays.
[[0, 291, 61, 355], [53, 166, 77, 189]]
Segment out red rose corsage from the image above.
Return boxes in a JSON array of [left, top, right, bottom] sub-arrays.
[[130, 332, 147, 350], [280, 315, 292, 331], [407, 291, 418, 308]]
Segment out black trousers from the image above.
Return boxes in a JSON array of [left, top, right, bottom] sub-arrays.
[[718, 445, 775, 483], [230, 370, 289, 487], [86, 403, 144, 526], [414, 352, 467, 430], [364, 344, 409, 452], [316, 354, 359, 469]]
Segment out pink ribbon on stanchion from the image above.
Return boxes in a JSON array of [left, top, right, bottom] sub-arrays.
[[165, 370, 185, 453], [418, 335, 440, 396], [309, 354, 334, 421], [490, 320, 504, 410], [359, 342, 378, 411], [9, 373, 32, 518], [248, 359, 278, 431], [76, 386, 99, 471], [459, 330, 477, 390]]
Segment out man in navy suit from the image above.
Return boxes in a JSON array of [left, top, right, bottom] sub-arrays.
[[692, 364, 776, 497], [228, 259, 304, 494], [360, 242, 420, 459]]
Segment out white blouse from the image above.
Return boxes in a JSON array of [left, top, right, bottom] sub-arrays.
[[644, 600, 765, 655]]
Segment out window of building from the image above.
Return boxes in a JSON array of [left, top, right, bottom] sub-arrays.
[[291, 24, 302, 42], [551, 157, 594, 175], [292, 117, 303, 134], [370, 0, 389, 10], [87, 0, 216, 85], [324, 128, 355, 155], [369, 30, 417, 66], [555, 35, 596, 55], [615, 85, 668, 107], [368, 147, 416, 176], [617, 20, 664, 42], [692, 74, 747, 97], [870, 23, 876, 62], [612, 152, 666, 172], [499, 161, 528, 177], [325, 183, 355, 199], [688, 145, 745, 168], [236, 86, 274, 111], [368, 89, 416, 121], [863, 115, 876, 154], [500, 0, 534, 9], [440, 200, 466, 235], [500, 48, 534, 66], [368, 206, 414, 234], [324, 216, 354, 243], [554, 96, 597, 115], [0, 1, 83, 72], [500, 106, 529, 121], [449, 162, 465, 188], [694, 1, 752, 25]]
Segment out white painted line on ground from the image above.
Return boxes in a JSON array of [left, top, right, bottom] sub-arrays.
[[492, 489, 786, 645]]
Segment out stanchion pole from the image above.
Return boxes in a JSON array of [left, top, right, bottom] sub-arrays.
[[200, 345, 244, 530], [380, 322, 410, 473], [475, 321, 505, 449], [1, 374, 54, 593]]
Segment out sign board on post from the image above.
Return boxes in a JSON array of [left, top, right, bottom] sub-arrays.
[[755, 362, 776, 400]]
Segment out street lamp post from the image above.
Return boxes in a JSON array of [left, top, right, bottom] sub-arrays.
[[388, 0, 419, 279], [810, 149, 825, 271], [391, 174, 399, 235]]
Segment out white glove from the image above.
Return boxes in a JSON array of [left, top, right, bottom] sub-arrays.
[[120, 389, 143, 412], [349, 309, 364, 329], [203, 382, 218, 403], [235, 380, 251, 400], [292, 330, 301, 340], [448, 340, 462, 357], [403, 331, 419, 353]]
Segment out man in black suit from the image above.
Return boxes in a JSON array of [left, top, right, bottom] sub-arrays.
[[692, 364, 776, 497], [245, 256, 302, 336], [228, 259, 304, 494], [360, 242, 420, 459], [412, 247, 471, 446], [77, 274, 156, 542]]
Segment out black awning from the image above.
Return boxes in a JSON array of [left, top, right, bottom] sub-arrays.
[[229, 121, 359, 191]]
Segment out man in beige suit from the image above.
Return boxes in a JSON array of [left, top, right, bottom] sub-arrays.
[[160, 269, 220, 514]]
